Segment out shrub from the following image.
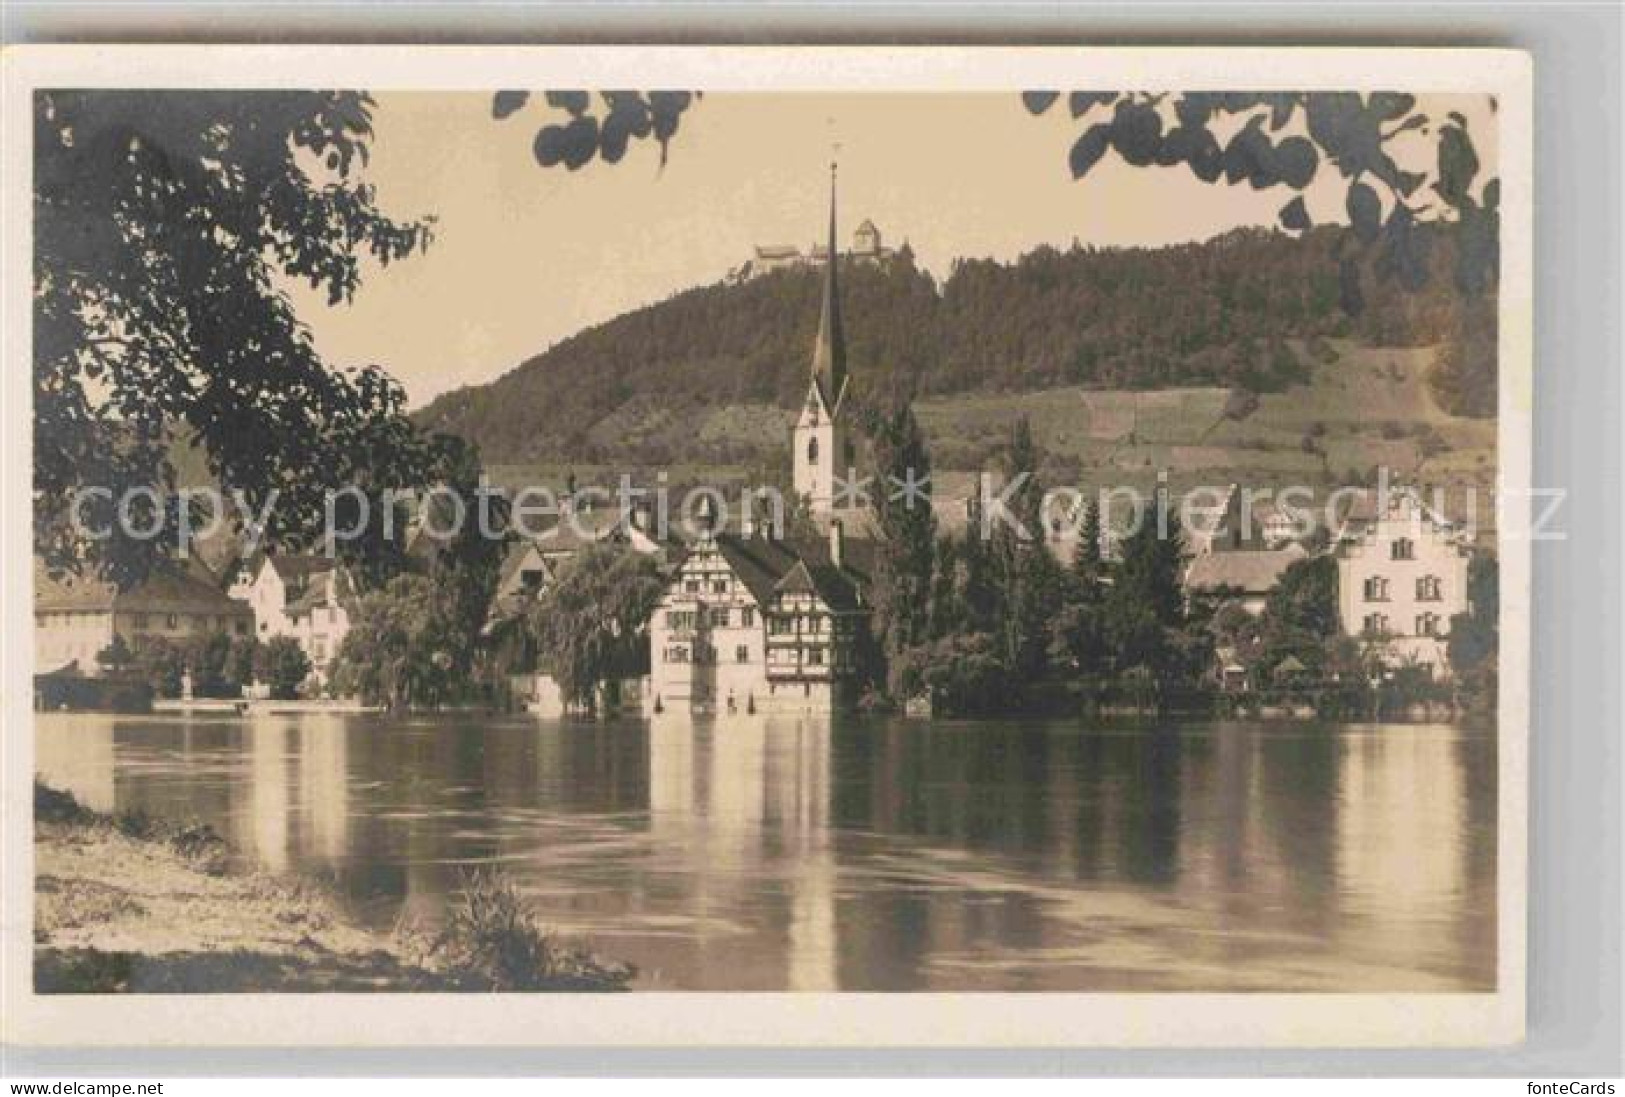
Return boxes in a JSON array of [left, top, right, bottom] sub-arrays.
[[426, 869, 633, 992]]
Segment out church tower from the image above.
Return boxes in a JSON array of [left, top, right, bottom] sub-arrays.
[[793, 165, 854, 520]]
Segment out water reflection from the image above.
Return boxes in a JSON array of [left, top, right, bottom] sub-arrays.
[[33, 712, 1495, 992]]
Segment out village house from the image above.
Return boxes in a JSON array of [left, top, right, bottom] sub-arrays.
[[649, 514, 869, 715], [229, 553, 357, 687], [35, 559, 253, 676], [1334, 485, 1472, 673], [1182, 485, 1313, 614]]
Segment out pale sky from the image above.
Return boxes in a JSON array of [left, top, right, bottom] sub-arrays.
[[294, 92, 1496, 409]]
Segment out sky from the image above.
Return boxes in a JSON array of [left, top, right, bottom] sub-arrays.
[[293, 92, 1496, 409]]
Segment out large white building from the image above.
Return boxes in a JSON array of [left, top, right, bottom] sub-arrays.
[[1334, 486, 1472, 672], [648, 516, 868, 715]]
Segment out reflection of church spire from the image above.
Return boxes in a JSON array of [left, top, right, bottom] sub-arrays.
[[810, 161, 847, 409]]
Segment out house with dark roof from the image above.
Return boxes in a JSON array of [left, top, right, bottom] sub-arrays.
[[1184, 544, 1309, 615], [648, 515, 870, 715], [35, 559, 253, 676]]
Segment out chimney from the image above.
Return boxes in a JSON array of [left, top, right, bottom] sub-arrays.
[[828, 518, 844, 569], [741, 503, 756, 540]]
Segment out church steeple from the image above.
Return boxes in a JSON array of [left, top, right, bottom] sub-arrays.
[[810, 161, 847, 409]]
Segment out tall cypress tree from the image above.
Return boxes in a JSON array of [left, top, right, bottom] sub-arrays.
[[868, 402, 937, 695]]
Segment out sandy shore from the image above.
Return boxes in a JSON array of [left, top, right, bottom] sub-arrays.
[[34, 784, 632, 993]]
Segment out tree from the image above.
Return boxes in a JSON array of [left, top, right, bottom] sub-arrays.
[[1102, 489, 1188, 678], [332, 574, 448, 708], [526, 545, 665, 713], [133, 636, 186, 698], [892, 633, 1012, 716], [35, 91, 435, 586], [867, 403, 937, 695], [1448, 554, 1499, 711], [94, 634, 135, 674], [183, 629, 235, 697], [255, 636, 312, 701], [223, 634, 261, 693]]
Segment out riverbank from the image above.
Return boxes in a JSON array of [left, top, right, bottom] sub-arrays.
[[33, 781, 633, 993]]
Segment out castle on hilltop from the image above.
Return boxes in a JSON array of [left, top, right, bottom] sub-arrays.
[[732, 216, 901, 281]]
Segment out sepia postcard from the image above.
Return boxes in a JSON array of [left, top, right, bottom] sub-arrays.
[[1, 45, 1531, 1047]]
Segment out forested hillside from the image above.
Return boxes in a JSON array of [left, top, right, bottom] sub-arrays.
[[416, 225, 1487, 464]]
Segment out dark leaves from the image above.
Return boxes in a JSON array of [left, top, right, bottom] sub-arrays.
[[492, 91, 529, 120], [1022, 91, 1061, 115], [1069, 123, 1112, 179], [1435, 119, 1480, 208], [1279, 195, 1311, 232], [1069, 92, 1117, 118], [544, 91, 590, 116], [1109, 100, 1163, 166], [1274, 135, 1319, 189], [1346, 180, 1382, 242]]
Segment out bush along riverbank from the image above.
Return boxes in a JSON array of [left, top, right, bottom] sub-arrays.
[[33, 780, 633, 993]]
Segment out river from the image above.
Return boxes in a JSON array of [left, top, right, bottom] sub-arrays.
[[33, 712, 1496, 992]]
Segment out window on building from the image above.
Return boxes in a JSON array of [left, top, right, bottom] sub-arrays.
[[770, 616, 792, 635], [712, 579, 728, 594], [666, 645, 689, 664], [1362, 613, 1389, 636], [1416, 613, 1440, 637], [807, 437, 820, 465], [684, 579, 700, 593], [133, 614, 150, 631], [736, 645, 750, 663], [808, 648, 824, 665], [165, 614, 178, 629], [236, 621, 249, 636], [1416, 575, 1442, 601], [1363, 576, 1389, 601], [1391, 538, 1415, 561], [710, 608, 730, 628], [742, 607, 755, 628]]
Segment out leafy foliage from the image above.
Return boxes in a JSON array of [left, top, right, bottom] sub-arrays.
[[525, 545, 665, 712], [492, 90, 697, 170], [254, 636, 312, 700], [1023, 91, 1499, 306], [34, 90, 435, 586], [866, 403, 937, 695]]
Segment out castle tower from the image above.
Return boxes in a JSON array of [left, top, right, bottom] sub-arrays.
[[793, 165, 854, 520]]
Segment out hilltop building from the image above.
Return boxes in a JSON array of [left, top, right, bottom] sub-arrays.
[[742, 216, 897, 278], [1334, 486, 1472, 672]]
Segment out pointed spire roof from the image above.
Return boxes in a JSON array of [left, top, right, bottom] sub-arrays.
[[810, 162, 848, 409]]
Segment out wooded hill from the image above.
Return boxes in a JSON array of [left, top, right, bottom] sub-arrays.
[[415, 225, 1488, 466]]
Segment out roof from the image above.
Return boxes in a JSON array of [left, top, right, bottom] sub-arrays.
[[703, 532, 869, 613], [36, 559, 253, 616], [1184, 545, 1307, 596], [754, 245, 802, 260], [265, 554, 338, 583], [285, 567, 358, 619], [809, 174, 849, 411], [856, 218, 878, 234]]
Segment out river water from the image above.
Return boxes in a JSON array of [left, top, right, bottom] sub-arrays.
[[33, 712, 1496, 992]]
